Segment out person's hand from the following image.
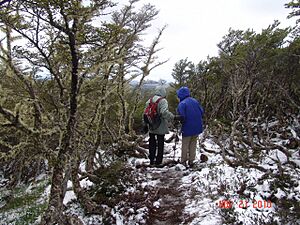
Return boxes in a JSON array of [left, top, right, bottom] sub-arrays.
[[143, 124, 149, 134], [174, 115, 183, 123]]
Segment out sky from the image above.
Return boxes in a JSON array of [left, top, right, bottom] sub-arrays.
[[130, 0, 297, 82]]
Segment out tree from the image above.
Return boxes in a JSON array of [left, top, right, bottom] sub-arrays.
[[0, 0, 164, 224], [285, 0, 300, 24], [171, 21, 299, 167], [171, 58, 193, 88]]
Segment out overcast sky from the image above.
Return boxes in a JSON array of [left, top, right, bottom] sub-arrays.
[[131, 0, 297, 82]]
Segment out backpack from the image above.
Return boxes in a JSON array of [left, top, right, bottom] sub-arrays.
[[143, 97, 163, 130]]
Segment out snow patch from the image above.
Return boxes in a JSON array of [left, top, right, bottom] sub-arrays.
[[63, 190, 76, 205]]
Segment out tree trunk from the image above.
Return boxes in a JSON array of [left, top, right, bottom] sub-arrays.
[[41, 29, 79, 224], [71, 156, 101, 214]]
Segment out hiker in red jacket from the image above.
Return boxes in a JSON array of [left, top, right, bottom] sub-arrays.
[[143, 86, 175, 166]]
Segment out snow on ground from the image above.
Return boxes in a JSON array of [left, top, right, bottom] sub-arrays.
[[126, 131, 300, 225], [1, 130, 299, 224]]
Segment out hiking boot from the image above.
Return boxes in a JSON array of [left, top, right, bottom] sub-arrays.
[[188, 163, 195, 169], [175, 164, 186, 171], [155, 163, 164, 168]]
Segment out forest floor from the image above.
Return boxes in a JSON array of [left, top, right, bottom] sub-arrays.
[[0, 130, 300, 225], [96, 129, 300, 225], [69, 130, 299, 225], [130, 136, 223, 225]]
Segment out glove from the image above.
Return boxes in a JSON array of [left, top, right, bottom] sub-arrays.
[[174, 115, 183, 123], [143, 124, 149, 134]]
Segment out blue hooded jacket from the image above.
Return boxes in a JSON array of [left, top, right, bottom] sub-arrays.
[[176, 87, 204, 137]]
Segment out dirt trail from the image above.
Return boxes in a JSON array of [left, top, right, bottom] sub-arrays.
[[139, 165, 193, 225]]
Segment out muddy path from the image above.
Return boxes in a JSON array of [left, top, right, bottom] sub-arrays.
[[136, 163, 194, 225]]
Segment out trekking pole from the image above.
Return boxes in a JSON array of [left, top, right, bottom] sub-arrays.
[[172, 135, 176, 161], [173, 122, 180, 161]]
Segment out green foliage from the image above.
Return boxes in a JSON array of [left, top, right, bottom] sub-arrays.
[[171, 58, 194, 88], [0, 0, 163, 187], [166, 86, 179, 114], [173, 21, 299, 123], [285, 0, 300, 23], [16, 203, 47, 225], [0, 180, 48, 210], [0, 178, 49, 224], [91, 161, 134, 206], [132, 102, 146, 131], [0, 0, 298, 222]]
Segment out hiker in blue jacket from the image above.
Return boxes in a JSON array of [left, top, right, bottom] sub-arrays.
[[176, 86, 204, 167]]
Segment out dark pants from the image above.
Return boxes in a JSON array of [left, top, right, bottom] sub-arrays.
[[149, 133, 165, 165]]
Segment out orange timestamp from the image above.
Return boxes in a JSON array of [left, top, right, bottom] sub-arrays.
[[217, 199, 272, 209]]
